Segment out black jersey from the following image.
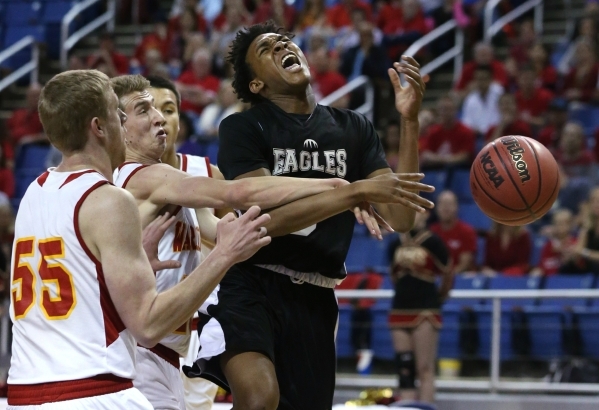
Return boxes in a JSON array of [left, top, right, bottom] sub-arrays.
[[218, 100, 389, 278]]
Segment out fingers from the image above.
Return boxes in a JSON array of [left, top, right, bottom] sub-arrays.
[[394, 173, 425, 180], [239, 205, 261, 221], [353, 206, 365, 225], [374, 211, 394, 233], [387, 67, 401, 92], [153, 259, 182, 271], [393, 188, 435, 210], [400, 55, 420, 68], [220, 212, 237, 224], [258, 226, 268, 238], [397, 180, 436, 192], [362, 208, 383, 240]]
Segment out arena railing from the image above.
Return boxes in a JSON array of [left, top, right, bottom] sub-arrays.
[[319, 76, 374, 122], [0, 36, 39, 93], [334, 288, 599, 394], [484, 0, 544, 43], [61, 0, 116, 69], [404, 19, 465, 85]]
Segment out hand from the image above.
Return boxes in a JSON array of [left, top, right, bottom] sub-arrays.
[[142, 213, 182, 272], [388, 56, 427, 121], [353, 173, 435, 212], [215, 205, 272, 265], [353, 202, 394, 240]]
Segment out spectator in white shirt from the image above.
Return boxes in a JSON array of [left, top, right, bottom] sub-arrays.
[[196, 79, 244, 141], [461, 64, 504, 135]]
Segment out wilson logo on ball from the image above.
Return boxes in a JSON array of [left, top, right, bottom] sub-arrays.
[[501, 136, 531, 183], [480, 151, 504, 188]]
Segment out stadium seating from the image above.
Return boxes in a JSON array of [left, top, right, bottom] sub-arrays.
[[346, 235, 391, 273], [458, 202, 492, 231], [448, 169, 473, 203], [474, 276, 541, 359], [524, 274, 595, 359], [420, 169, 448, 202]]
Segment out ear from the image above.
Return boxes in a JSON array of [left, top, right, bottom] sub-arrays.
[[249, 79, 264, 95], [90, 117, 105, 139]]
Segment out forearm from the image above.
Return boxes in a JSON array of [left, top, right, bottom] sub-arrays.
[[141, 247, 232, 345], [376, 118, 419, 231], [229, 176, 340, 210], [265, 184, 360, 237]]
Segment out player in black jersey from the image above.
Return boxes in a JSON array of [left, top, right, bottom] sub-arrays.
[[193, 21, 431, 409]]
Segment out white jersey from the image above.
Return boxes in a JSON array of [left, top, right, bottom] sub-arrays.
[[114, 162, 201, 358], [9, 169, 137, 387]]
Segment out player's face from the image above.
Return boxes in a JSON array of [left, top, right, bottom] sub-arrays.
[[246, 33, 311, 97], [106, 91, 128, 170], [148, 87, 180, 152], [121, 90, 167, 161]]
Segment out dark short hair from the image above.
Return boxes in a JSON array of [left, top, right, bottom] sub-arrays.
[[146, 75, 181, 111], [226, 20, 293, 105], [474, 64, 493, 74]]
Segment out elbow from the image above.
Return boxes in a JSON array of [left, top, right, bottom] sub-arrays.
[[393, 221, 415, 233], [133, 330, 161, 349]]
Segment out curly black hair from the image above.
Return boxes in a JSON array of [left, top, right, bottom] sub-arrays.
[[226, 20, 294, 105]]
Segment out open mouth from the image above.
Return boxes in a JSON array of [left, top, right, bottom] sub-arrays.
[[281, 53, 301, 71], [156, 129, 167, 138]]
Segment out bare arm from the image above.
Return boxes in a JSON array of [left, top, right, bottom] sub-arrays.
[[372, 57, 428, 232], [210, 164, 235, 219], [79, 185, 271, 347], [453, 251, 475, 274], [236, 168, 435, 237], [131, 164, 343, 214]]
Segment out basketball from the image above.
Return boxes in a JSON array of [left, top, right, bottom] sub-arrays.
[[469, 135, 560, 226]]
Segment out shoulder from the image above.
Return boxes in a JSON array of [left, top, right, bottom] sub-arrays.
[[429, 222, 441, 233], [319, 105, 372, 129], [79, 183, 138, 223], [457, 220, 477, 236], [219, 109, 265, 134]]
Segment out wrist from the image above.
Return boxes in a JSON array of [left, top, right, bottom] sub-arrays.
[[204, 245, 235, 272]]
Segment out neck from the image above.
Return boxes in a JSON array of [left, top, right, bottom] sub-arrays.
[[125, 149, 162, 166], [56, 150, 114, 183], [161, 146, 178, 167], [440, 218, 457, 229], [267, 86, 317, 114]]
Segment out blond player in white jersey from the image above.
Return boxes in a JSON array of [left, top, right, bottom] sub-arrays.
[[149, 75, 224, 410], [7, 70, 274, 409]]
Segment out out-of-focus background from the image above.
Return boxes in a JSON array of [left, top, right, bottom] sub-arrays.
[[1, 0, 599, 408]]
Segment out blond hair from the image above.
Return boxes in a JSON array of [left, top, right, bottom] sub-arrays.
[[110, 75, 151, 107], [39, 70, 112, 152]]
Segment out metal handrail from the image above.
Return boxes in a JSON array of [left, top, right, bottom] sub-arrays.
[[484, 0, 544, 42], [404, 19, 465, 85], [319, 76, 374, 122], [0, 36, 39, 93], [335, 288, 599, 394], [61, 0, 116, 69]]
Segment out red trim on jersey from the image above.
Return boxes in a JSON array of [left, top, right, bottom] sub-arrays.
[[190, 317, 199, 331], [205, 157, 212, 178], [140, 343, 180, 369], [74, 181, 126, 346], [7, 374, 133, 405], [117, 161, 139, 171], [121, 164, 148, 189], [181, 154, 188, 172], [37, 171, 49, 187], [59, 170, 100, 188]]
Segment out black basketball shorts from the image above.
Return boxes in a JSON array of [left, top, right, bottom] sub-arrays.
[[188, 264, 339, 410]]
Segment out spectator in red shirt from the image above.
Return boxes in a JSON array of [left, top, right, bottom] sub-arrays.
[[0, 144, 14, 199], [133, 20, 170, 65], [560, 39, 599, 104], [86, 32, 129, 76], [339, 21, 390, 81], [377, 0, 402, 34], [380, 0, 429, 62], [555, 122, 595, 178], [418, 109, 435, 152], [514, 63, 553, 129], [177, 48, 220, 114], [486, 93, 533, 142], [531, 209, 581, 276], [7, 83, 45, 145], [537, 98, 569, 149], [253, 0, 297, 31], [430, 190, 478, 273], [508, 20, 537, 65], [309, 47, 347, 105], [528, 42, 558, 91], [326, 0, 372, 30], [420, 95, 476, 169], [482, 223, 532, 276], [168, 0, 208, 37], [296, 0, 326, 31], [454, 42, 508, 100]]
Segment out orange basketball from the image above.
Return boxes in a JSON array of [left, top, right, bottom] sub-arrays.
[[469, 135, 560, 226]]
